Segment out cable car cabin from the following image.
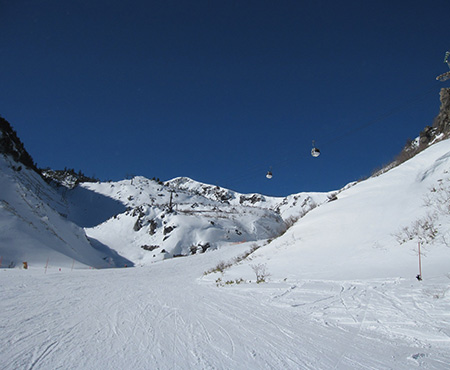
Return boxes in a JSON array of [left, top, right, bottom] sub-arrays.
[[311, 147, 320, 157], [266, 171, 273, 179]]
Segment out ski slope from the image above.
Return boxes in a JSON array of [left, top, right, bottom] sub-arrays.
[[1, 139, 450, 369], [1, 247, 449, 369]]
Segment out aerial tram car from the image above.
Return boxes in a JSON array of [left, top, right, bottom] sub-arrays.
[[311, 140, 320, 157]]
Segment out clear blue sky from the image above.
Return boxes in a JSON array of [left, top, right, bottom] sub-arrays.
[[1, 0, 449, 196]]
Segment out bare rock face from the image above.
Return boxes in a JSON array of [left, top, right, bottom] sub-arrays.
[[389, 88, 450, 170], [433, 88, 450, 134], [0, 116, 36, 170], [419, 88, 450, 147]]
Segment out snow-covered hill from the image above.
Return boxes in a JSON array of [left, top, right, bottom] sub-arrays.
[[0, 155, 130, 269]]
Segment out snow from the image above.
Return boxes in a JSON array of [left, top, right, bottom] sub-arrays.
[[60, 175, 331, 266], [1, 138, 450, 369], [1, 252, 449, 369], [0, 156, 116, 269]]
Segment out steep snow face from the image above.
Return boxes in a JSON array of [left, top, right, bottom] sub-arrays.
[[0, 155, 128, 269], [218, 139, 450, 282]]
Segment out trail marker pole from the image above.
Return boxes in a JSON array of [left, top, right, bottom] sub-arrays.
[[0, 256, 2, 268], [417, 241, 422, 281], [45, 257, 49, 274]]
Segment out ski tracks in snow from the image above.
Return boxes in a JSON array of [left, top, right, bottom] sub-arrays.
[[267, 277, 450, 368], [28, 340, 58, 370], [1, 263, 450, 369]]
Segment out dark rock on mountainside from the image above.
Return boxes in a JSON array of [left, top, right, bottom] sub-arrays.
[[394, 88, 450, 166], [0, 116, 36, 170], [40, 168, 99, 188], [433, 87, 450, 134]]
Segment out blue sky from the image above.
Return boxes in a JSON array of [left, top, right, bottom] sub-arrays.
[[1, 0, 449, 196]]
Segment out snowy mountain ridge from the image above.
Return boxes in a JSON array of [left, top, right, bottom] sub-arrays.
[[60, 174, 333, 266]]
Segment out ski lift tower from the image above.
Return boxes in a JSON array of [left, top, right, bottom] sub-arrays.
[[167, 189, 176, 213]]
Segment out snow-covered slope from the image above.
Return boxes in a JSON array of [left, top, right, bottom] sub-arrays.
[[57, 176, 332, 266], [1, 237, 449, 369], [0, 155, 130, 269], [217, 138, 450, 282]]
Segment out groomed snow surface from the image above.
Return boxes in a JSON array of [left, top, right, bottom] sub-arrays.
[[2, 139, 450, 369]]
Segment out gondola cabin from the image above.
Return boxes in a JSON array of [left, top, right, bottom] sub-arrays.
[[311, 147, 320, 157]]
